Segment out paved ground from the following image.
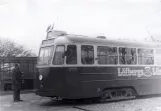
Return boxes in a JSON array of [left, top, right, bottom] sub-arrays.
[[1, 93, 161, 111], [0, 90, 35, 96]]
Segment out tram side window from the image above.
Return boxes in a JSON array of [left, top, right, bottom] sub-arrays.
[[66, 45, 77, 64], [81, 45, 94, 64], [53, 46, 65, 65], [138, 49, 154, 65], [155, 49, 161, 65], [38, 46, 53, 65], [119, 48, 137, 64], [97, 46, 118, 64]]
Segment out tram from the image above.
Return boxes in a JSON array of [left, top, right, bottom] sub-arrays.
[[35, 29, 161, 101]]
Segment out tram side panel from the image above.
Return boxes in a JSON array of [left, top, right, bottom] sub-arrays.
[[80, 67, 104, 98], [36, 66, 161, 98], [80, 66, 161, 98], [65, 67, 82, 99], [80, 67, 138, 98], [117, 66, 161, 95]]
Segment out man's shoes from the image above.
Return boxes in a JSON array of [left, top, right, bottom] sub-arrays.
[[14, 100, 19, 102], [18, 99, 23, 101], [14, 99, 23, 102]]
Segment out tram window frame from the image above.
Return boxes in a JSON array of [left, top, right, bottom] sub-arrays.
[[138, 48, 154, 65], [119, 47, 137, 65], [38, 46, 54, 65], [155, 49, 161, 65], [53, 45, 65, 65], [66, 45, 77, 64], [97, 46, 118, 64], [81, 45, 94, 64]]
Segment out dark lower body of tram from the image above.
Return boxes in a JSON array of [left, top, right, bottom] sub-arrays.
[[35, 66, 161, 101]]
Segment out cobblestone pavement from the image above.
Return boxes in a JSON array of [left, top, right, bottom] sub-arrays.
[[1, 93, 161, 111]]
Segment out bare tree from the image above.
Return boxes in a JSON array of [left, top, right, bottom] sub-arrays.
[[0, 38, 36, 57]]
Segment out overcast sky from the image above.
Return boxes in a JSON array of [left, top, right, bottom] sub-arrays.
[[0, 0, 161, 54]]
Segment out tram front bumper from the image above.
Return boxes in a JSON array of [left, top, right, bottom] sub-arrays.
[[35, 89, 62, 97]]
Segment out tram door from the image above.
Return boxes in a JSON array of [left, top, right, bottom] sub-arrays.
[[65, 45, 80, 96]]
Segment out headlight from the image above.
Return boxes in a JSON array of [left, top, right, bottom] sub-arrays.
[[39, 75, 43, 81]]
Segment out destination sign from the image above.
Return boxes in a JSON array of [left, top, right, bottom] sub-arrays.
[[42, 38, 55, 45]]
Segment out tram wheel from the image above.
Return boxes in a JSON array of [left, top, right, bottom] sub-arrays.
[[99, 88, 136, 102], [100, 90, 112, 102], [125, 89, 134, 97]]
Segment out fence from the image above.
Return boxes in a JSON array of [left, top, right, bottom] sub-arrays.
[[0, 57, 37, 91]]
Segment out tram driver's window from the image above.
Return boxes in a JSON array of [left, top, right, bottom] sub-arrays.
[[81, 45, 94, 64], [66, 45, 77, 64], [53, 45, 65, 65], [119, 47, 137, 64], [138, 49, 154, 65]]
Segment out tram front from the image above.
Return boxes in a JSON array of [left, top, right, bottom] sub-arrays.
[[35, 30, 69, 98]]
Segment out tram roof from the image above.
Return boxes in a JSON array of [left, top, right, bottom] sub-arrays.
[[65, 35, 159, 48]]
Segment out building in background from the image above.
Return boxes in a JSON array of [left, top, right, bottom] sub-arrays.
[[0, 57, 37, 91]]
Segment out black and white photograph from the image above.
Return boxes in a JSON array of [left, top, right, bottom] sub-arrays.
[[0, 0, 161, 111]]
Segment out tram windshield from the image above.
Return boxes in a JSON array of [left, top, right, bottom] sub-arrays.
[[38, 46, 54, 65], [53, 45, 65, 65]]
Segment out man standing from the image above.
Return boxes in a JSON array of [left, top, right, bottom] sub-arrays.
[[12, 63, 23, 102]]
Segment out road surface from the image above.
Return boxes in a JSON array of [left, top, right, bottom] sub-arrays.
[[1, 93, 161, 111]]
